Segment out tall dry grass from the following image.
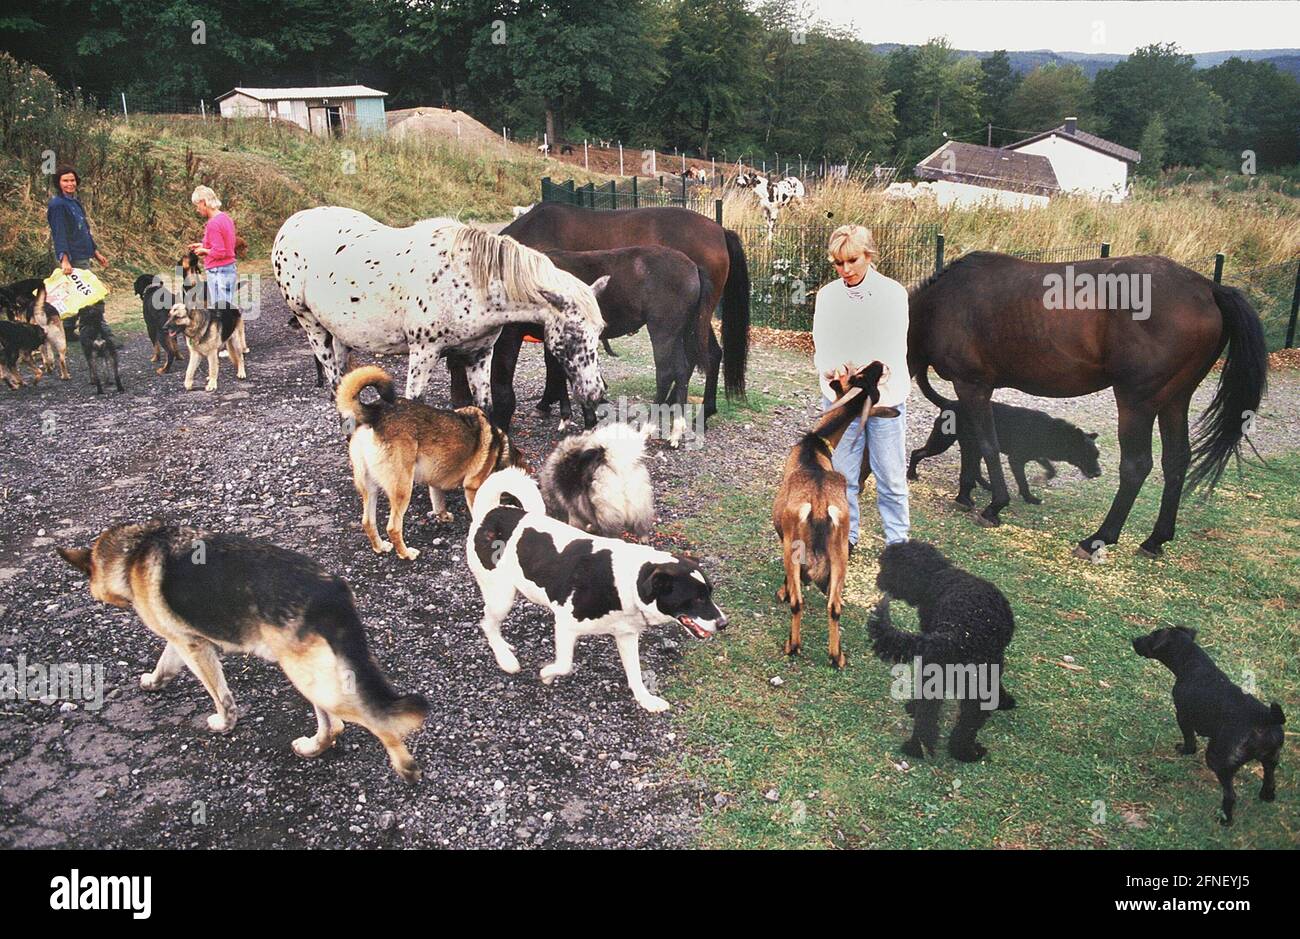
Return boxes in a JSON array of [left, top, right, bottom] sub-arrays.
[[720, 167, 1300, 270]]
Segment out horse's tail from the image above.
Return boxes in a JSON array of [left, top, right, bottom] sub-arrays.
[[1186, 284, 1269, 493], [913, 361, 957, 412], [722, 229, 750, 399], [336, 364, 396, 428]]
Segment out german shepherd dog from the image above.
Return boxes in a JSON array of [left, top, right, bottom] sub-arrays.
[[133, 273, 183, 374], [181, 247, 249, 355], [76, 304, 125, 394], [468, 467, 727, 712], [166, 302, 246, 391], [337, 365, 528, 561], [772, 362, 898, 668], [58, 522, 429, 781], [0, 277, 46, 320], [1133, 626, 1285, 824], [0, 319, 45, 388]]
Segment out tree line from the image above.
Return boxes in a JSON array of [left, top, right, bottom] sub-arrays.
[[2, 0, 1297, 171]]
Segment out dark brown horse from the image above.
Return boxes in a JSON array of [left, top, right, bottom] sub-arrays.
[[489, 247, 712, 443], [450, 203, 749, 428], [909, 252, 1268, 558]]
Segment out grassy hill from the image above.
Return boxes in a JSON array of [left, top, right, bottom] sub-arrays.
[[0, 107, 606, 290]]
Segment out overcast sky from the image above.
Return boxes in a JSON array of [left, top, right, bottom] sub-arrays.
[[811, 1, 1300, 54]]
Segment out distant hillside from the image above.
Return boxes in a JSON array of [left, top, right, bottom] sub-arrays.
[[868, 44, 1300, 79]]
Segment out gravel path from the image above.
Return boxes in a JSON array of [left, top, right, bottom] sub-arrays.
[[2, 276, 1295, 849], [0, 281, 715, 849]]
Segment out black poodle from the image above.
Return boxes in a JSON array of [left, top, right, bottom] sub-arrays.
[[867, 540, 1017, 762]]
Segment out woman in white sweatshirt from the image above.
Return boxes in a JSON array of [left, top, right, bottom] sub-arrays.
[[811, 225, 911, 548]]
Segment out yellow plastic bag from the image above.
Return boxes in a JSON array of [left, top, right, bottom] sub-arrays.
[[43, 267, 109, 315]]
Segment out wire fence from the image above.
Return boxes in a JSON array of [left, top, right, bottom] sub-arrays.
[[733, 222, 940, 331], [537, 180, 1300, 346]]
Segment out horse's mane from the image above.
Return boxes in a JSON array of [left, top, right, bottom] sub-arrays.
[[907, 251, 989, 298], [453, 225, 604, 329]]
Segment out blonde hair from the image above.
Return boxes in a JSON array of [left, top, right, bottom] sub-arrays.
[[190, 185, 222, 210], [827, 224, 877, 262]]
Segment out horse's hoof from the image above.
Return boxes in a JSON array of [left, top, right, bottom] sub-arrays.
[[783, 640, 800, 657], [1136, 544, 1162, 559], [972, 512, 1000, 528], [1071, 545, 1095, 561], [953, 497, 974, 510], [830, 650, 847, 670]]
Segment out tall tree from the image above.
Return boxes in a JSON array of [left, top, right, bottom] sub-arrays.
[[656, 0, 762, 157], [1092, 43, 1225, 167], [1006, 63, 1093, 135], [1202, 57, 1300, 170], [978, 50, 1019, 144]]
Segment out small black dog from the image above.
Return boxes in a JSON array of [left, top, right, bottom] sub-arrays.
[[0, 318, 46, 388], [867, 541, 1017, 762], [909, 399, 1102, 504], [76, 304, 125, 394], [133, 273, 183, 374], [1132, 626, 1285, 825]]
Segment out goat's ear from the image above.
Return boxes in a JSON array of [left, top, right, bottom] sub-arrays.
[[588, 275, 611, 298], [1086, 431, 1099, 440], [57, 546, 92, 575], [869, 405, 900, 418]]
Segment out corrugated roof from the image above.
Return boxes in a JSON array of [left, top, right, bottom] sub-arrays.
[[914, 142, 1060, 197], [1006, 123, 1141, 164], [215, 86, 387, 102]]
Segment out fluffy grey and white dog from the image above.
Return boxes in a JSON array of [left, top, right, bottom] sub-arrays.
[[538, 422, 654, 538]]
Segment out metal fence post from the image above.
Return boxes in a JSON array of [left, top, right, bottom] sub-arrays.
[[1286, 259, 1300, 349], [681, 172, 687, 205], [631, 175, 638, 208], [541, 176, 552, 202], [1213, 252, 1225, 284], [608, 179, 616, 209], [715, 199, 723, 226], [935, 233, 945, 274], [1100, 242, 1110, 258]]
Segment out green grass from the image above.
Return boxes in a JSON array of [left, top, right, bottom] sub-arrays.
[[649, 339, 1298, 849]]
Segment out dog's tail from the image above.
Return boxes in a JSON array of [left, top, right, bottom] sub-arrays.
[[336, 364, 395, 427], [866, 596, 922, 662], [1267, 702, 1286, 726], [472, 466, 545, 524]]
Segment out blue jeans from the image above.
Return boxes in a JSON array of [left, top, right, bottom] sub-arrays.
[[822, 397, 910, 545], [206, 262, 237, 308]]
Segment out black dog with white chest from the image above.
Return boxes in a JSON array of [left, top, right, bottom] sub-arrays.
[[76, 304, 125, 394], [1132, 626, 1285, 825]]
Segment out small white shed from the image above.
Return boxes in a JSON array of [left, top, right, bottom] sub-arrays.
[[215, 86, 388, 137], [1004, 118, 1141, 202]]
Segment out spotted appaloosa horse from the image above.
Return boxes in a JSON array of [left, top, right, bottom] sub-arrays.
[[271, 207, 609, 415]]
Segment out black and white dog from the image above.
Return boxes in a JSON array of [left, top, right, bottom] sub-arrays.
[[467, 467, 727, 712]]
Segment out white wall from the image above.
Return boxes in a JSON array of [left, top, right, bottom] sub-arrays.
[[1011, 136, 1129, 202], [218, 92, 267, 119], [928, 179, 1050, 210]]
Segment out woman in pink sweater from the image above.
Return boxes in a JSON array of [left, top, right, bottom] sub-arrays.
[[188, 185, 238, 304]]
